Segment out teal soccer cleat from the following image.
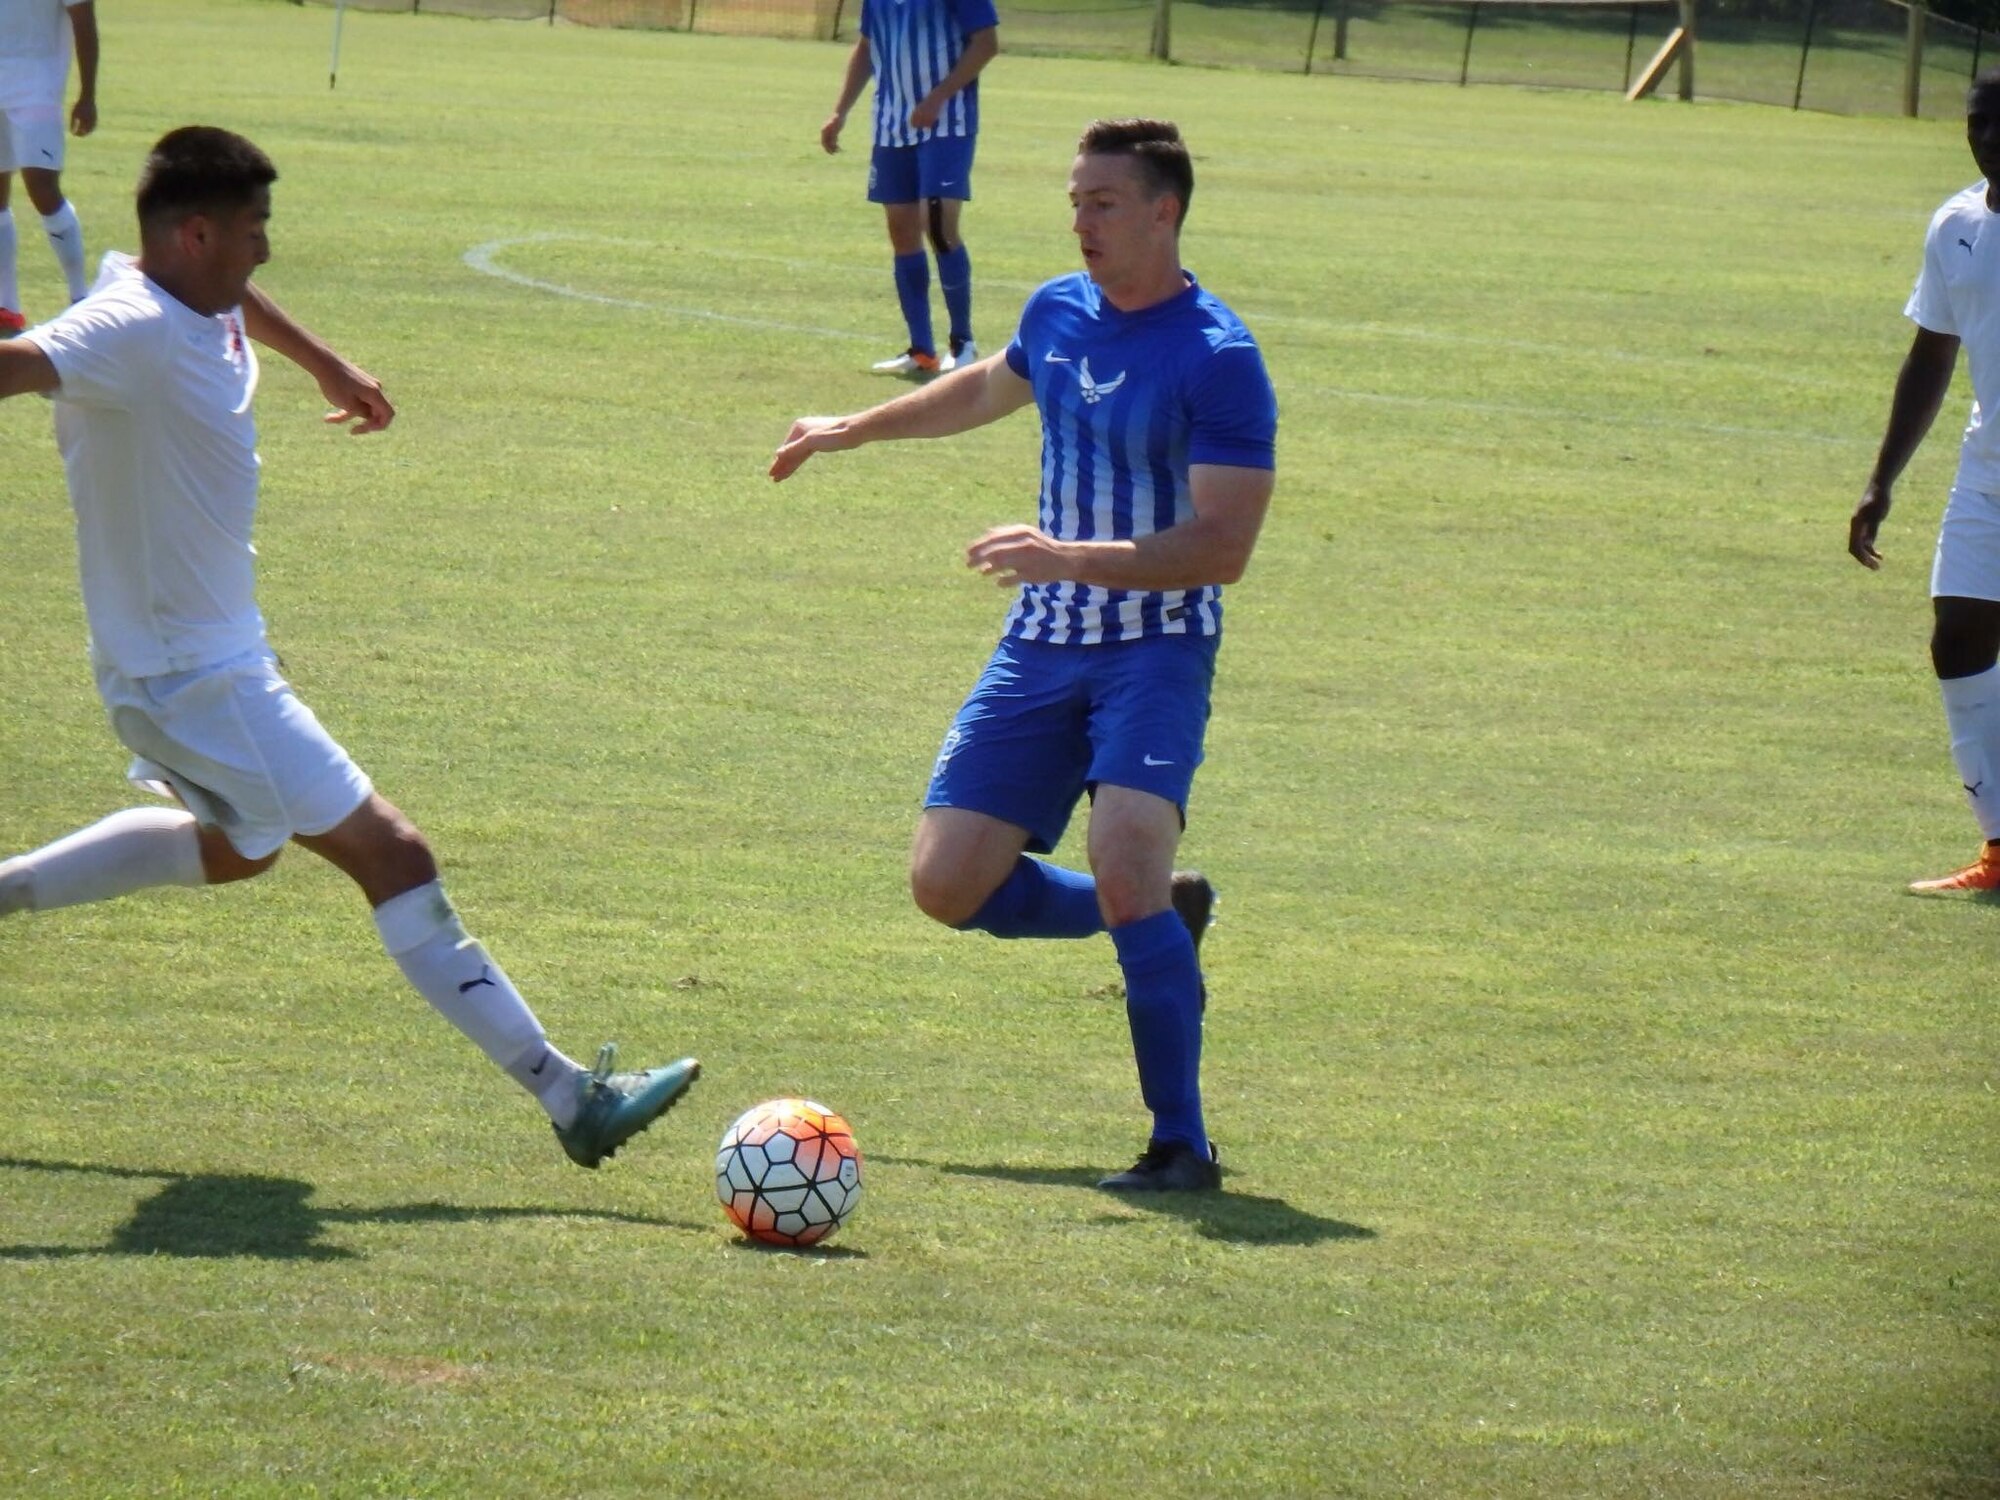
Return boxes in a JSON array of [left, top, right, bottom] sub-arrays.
[[554, 1043, 701, 1169]]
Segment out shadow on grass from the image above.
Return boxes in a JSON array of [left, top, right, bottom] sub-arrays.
[[0, 1155, 696, 1261], [726, 1236, 870, 1260], [876, 1154, 1375, 1247]]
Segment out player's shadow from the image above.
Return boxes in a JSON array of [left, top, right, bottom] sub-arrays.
[[875, 1154, 1375, 1246], [0, 1155, 694, 1261]]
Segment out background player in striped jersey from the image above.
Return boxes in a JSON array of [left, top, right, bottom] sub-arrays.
[[820, 0, 998, 375], [1851, 70, 2000, 893], [774, 119, 1278, 1192], [0, 0, 97, 334]]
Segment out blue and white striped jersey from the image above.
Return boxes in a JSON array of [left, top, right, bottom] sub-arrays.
[[1000, 272, 1278, 646], [860, 0, 997, 148]]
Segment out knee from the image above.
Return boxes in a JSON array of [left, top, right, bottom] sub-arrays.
[[909, 857, 984, 928], [1089, 864, 1158, 930], [1931, 627, 1999, 681], [199, 831, 280, 886], [21, 172, 61, 216], [379, 815, 439, 892], [924, 205, 959, 257]]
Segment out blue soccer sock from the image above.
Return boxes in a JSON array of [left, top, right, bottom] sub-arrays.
[[1111, 909, 1208, 1151], [936, 242, 972, 349], [959, 856, 1104, 939], [892, 251, 934, 356]]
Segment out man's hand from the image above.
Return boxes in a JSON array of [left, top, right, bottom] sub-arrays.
[[69, 94, 95, 137], [1850, 480, 1892, 569], [771, 416, 851, 481], [820, 112, 845, 154], [966, 524, 1073, 586], [909, 93, 944, 131], [317, 359, 394, 435]]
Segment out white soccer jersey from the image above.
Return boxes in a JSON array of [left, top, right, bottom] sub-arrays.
[[1909, 182, 2000, 495], [0, 0, 85, 112], [25, 253, 268, 679]]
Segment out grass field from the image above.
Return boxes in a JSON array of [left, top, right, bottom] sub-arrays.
[[0, 1, 1995, 1495]]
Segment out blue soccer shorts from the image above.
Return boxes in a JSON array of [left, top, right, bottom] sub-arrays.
[[923, 632, 1219, 854], [869, 134, 977, 205]]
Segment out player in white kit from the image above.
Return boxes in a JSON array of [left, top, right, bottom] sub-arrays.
[[1852, 70, 2000, 894], [0, 0, 96, 333], [0, 126, 700, 1167]]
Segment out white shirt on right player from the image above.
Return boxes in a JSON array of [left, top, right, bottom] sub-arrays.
[[1909, 181, 2000, 496], [24, 252, 269, 680], [0, 0, 85, 112]]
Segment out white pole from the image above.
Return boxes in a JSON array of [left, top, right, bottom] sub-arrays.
[[329, 0, 347, 89]]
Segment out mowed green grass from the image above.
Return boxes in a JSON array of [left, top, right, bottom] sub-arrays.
[[0, 2, 1994, 1494]]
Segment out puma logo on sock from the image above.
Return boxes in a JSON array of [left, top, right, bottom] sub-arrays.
[[457, 965, 498, 995]]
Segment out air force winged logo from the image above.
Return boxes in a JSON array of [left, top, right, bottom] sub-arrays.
[[1077, 357, 1126, 404]]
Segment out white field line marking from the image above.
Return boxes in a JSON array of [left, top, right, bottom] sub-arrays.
[[462, 234, 874, 342], [465, 234, 1861, 444]]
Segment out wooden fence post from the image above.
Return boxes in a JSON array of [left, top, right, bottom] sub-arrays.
[[1905, 0, 1926, 117], [1151, 0, 1172, 60], [1676, 0, 1695, 99]]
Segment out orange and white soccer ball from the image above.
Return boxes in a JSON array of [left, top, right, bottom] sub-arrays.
[[714, 1098, 863, 1247]]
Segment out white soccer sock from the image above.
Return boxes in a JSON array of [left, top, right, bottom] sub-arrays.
[[1940, 667, 2000, 841], [41, 201, 85, 303], [0, 807, 206, 916], [0, 209, 19, 312], [371, 881, 586, 1124]]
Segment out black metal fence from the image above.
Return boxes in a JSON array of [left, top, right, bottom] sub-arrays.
[[310, 0, 1991, 115]]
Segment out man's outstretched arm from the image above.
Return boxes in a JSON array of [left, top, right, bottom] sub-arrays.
[[240, 282, 395, 435], [770, 351, 1033, 481], [0, 338, 60, 400]]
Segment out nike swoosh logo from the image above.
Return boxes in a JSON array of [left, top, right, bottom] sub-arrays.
[[1044, 352, 1070, 364], [1142, 754, 1174, 766]]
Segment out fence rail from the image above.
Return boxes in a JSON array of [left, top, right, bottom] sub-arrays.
[[311, 0, 1990, 116]]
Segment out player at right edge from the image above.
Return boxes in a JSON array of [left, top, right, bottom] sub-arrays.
[[1853, 69, 2000, 893]]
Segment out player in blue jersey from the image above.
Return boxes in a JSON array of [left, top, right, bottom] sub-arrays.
[[820, 0, 998, 376], [774, 119, 1278, 1192]]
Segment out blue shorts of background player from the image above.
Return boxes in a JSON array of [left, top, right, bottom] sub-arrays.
[[868, 135, 977, 207], [924, 633, 1214, 853]]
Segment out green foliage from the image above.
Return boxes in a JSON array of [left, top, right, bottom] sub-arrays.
[[0, 3, 1994, 1495]]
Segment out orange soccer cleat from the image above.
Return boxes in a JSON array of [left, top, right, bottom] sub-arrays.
[[870, 347, 941, 376], [1908, 844, 2000, 894]]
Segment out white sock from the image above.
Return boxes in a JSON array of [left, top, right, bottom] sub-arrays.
[[372, 881, 586, 1125], [0, 208, 18, 313], [1940, 667, 2000, 841], [0, 807, 206, 916], [41, 201, 85, 303]]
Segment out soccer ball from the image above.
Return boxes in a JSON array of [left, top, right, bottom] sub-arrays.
[[714, 1098, 863, 1248]]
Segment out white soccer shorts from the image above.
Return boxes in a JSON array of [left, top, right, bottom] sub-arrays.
[[93, 647, 374, 861], [0, 107, 64, 173], [1931, 484, 2000, 603]]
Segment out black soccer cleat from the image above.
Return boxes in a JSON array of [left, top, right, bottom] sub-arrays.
[[1098, 1138, 1222, 1193], [1170, 869, 1215, 1012]]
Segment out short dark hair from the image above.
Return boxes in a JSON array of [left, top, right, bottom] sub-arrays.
[[1077, 118, 1193, 228], [136, 126, 277, 233]]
